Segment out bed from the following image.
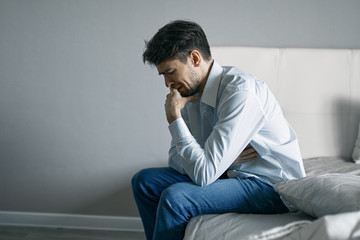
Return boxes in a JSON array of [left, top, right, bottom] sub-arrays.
[[183, 47, 360, 240]]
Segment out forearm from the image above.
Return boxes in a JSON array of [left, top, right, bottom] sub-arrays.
[[169, 118, 238, 186], [169, 92, 266, 186]]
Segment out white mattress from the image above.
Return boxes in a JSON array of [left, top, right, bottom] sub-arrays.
[[184, 212, 313, 240], [184, 157, 360, 240], [304, 157, 360, 176]]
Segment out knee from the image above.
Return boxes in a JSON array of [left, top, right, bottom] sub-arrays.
[[131, 168, 162, 196], [131, 168, 151, 193], [159, 183, 192, 214]]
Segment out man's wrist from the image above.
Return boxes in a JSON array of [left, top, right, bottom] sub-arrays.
[[167, 110, 182, 124]]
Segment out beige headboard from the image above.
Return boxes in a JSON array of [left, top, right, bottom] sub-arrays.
[[212, 47, 360, 159]]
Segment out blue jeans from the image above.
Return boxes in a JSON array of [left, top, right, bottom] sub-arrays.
[[131, 167, 288, 240]]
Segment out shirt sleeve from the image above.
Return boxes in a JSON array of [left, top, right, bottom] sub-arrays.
[[168, 89, 266, 186], [168, 108, 189, 175]]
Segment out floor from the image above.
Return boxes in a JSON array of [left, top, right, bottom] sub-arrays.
[[0, 226, 146, 240]]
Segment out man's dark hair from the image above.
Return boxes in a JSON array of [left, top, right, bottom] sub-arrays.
[[142, 20, 212, 65]]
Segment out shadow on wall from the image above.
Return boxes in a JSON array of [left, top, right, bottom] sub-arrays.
[[77, 184, 139, 217], [334, 98, 360, 159]]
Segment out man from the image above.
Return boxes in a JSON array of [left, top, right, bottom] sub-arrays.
[[132, 20, 306, 240]]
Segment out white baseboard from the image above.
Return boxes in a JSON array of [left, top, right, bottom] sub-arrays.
[[0, 211, 143, 232]]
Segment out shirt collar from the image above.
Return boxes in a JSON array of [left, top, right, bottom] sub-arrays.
[[200, 60, 223, 108]]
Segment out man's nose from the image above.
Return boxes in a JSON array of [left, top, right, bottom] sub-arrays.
[[165, 78, 173, 88]]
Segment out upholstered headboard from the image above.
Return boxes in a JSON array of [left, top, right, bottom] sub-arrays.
[[212, 47, 360, 159]]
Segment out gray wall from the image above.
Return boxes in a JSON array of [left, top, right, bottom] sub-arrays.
[[1, 0, 359, 217]]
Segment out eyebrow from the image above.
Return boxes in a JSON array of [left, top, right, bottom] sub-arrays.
[[158, 68, 173, 75]]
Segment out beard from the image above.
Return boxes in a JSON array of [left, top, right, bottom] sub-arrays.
[[181, 82, 201, 97], [180, 66, 202, 97]]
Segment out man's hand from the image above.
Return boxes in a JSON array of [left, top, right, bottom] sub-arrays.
[[232, 144, 258, 164], [165, 88, 197, 124]]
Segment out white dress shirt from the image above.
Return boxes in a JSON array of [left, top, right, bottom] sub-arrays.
[[168, 61, 306, 186]]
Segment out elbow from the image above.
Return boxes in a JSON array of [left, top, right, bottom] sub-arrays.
[[199, 180, 214, 187], [193, 179, 210, 187], [192, 170, 217, 187], [196, 178, 216, 187], [187, 155, 220, 186]]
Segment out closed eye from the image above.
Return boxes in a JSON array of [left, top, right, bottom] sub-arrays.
[[158, 69, 175, 75]]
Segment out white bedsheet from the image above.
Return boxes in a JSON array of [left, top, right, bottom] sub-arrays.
[[183, 157, 360, 240], [184, 212, 313, 240], [243, 211, 360, 240], [184, 210, 360, 240], [304, 157, 360, 176]]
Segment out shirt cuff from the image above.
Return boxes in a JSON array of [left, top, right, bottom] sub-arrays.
[[168, 118, 192, 143]]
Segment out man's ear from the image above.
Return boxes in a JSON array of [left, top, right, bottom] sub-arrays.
[[189, 50, 202, 67]]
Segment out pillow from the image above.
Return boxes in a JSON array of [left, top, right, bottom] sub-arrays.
[[353, 122, 360, 163], [274, 174, 360, 218]]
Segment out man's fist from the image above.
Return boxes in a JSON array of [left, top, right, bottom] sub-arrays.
[[165, 88, 197, 124]]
